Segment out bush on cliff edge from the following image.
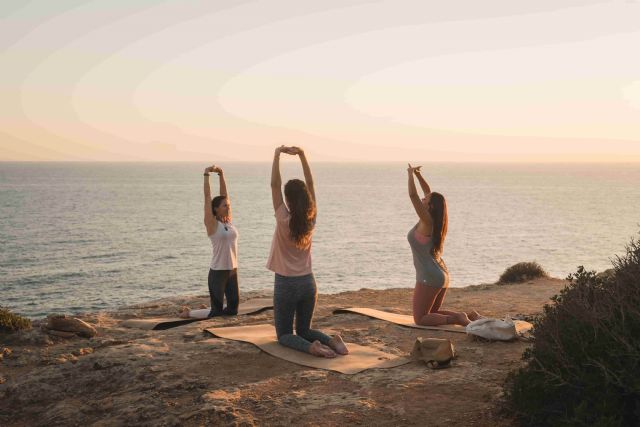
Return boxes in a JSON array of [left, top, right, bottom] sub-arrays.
[[499, 262, 548, 284], [504, 236, 640, 426], [0, 307, 31, 334]]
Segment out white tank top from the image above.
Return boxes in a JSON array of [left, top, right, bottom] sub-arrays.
[[209, 221, 238, 270]]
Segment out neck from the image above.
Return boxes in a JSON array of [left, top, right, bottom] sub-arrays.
[[217, 215, 230, 223]]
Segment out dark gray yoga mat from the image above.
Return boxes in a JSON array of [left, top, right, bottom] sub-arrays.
[[121, 298, 273, 330]]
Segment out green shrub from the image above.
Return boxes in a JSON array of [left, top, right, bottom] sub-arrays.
[[504, 236, 640, 426], [0, 307, 31, 333], [499, 262, 548, 284]]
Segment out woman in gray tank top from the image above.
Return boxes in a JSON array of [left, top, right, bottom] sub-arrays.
[[407, 164, 481, 327]]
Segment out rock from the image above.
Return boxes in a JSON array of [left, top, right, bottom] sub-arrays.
[[298, 370, 327, 382], [51, 354, 79, 364], [72, 347, 93, 357], [54, 356, 69, 364], [47, 315, 97, 338], [47, 330, 77, 339], [182, 332, 198, 340], [94, 339, 130, 348]]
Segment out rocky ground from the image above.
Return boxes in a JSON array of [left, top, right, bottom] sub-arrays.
[[0, 278, 568, 426]]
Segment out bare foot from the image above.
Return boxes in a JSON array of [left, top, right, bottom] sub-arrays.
[[309, 340, 337, 358], [178, 306, 191, 319], [328, 334, 349, 355], [468, 310, 484, 321], [453, 312, 471, 326]]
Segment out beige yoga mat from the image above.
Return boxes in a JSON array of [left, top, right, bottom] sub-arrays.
[[333, 307, 468, 333], [204, 323, 410, 375], [121, 298, 273, 331]]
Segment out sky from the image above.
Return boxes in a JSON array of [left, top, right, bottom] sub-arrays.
[[1, 0, 640, 162]]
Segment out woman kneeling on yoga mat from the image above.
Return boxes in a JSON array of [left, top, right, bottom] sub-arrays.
[[407, 164, 482, 327], [268, 145, 348, 358], [202, 164, 239, 317]]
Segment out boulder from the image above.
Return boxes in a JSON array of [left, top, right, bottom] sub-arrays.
[[46, 315, 97, 338]]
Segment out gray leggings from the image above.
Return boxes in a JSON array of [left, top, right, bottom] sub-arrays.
[[273, 273, 332, 353]]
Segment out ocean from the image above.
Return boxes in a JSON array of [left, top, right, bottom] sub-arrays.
[[1, 162, 638, 318]]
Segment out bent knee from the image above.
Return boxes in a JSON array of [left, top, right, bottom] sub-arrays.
[[277, 334, 292, 345], [413, 313, 423, 325]]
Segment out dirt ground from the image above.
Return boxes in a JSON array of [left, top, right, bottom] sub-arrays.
[[0, 278, 568, 426]]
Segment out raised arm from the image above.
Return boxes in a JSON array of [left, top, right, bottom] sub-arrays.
[[212, 166, 228, 200], [408, 164, 432, 227], [270, 146, 285, 211], [203, 166, 217, 236], [290, 146, 315, 203], [414, 167, 431, 197]]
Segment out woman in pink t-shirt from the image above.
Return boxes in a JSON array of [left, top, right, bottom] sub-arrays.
[[268, 145, 348, 358]]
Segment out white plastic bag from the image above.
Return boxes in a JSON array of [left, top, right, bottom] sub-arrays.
[[465, 316, 533, 341]]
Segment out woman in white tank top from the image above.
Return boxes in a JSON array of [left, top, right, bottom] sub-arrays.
[[203, 164, 239, 316]]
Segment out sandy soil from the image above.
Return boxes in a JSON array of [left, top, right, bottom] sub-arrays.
[[0, 278, 568, 426]]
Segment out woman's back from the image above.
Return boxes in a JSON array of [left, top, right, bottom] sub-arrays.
[[266, 204, 313, 276]]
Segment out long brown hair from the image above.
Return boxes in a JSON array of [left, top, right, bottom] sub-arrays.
[[427, 192, 448, 258], [284, 179, 316, 249]]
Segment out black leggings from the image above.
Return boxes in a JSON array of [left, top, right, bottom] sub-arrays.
[[273, 273, 332, 353], [208, 268, 239, 316]]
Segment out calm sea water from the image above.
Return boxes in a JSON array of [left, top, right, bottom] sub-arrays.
[[1, 162, 638, 318]]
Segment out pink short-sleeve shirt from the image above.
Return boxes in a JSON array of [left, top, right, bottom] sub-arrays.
[[266, 204, 313, 276]]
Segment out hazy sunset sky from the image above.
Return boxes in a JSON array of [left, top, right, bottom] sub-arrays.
[[2, 0, 640, 162]]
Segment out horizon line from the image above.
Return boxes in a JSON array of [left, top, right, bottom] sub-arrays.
[[2, 160, 640, 164]]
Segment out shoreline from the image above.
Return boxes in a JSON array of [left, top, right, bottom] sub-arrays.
[[1, 277, 568, 426]]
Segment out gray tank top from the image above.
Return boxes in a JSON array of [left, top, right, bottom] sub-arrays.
[[407, 224, 449, 288]]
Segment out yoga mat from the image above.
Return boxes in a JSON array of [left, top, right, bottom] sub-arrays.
[[204, 324, 410, 375], [333, 307, 468, 333], [121, 298, 273, 330]]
